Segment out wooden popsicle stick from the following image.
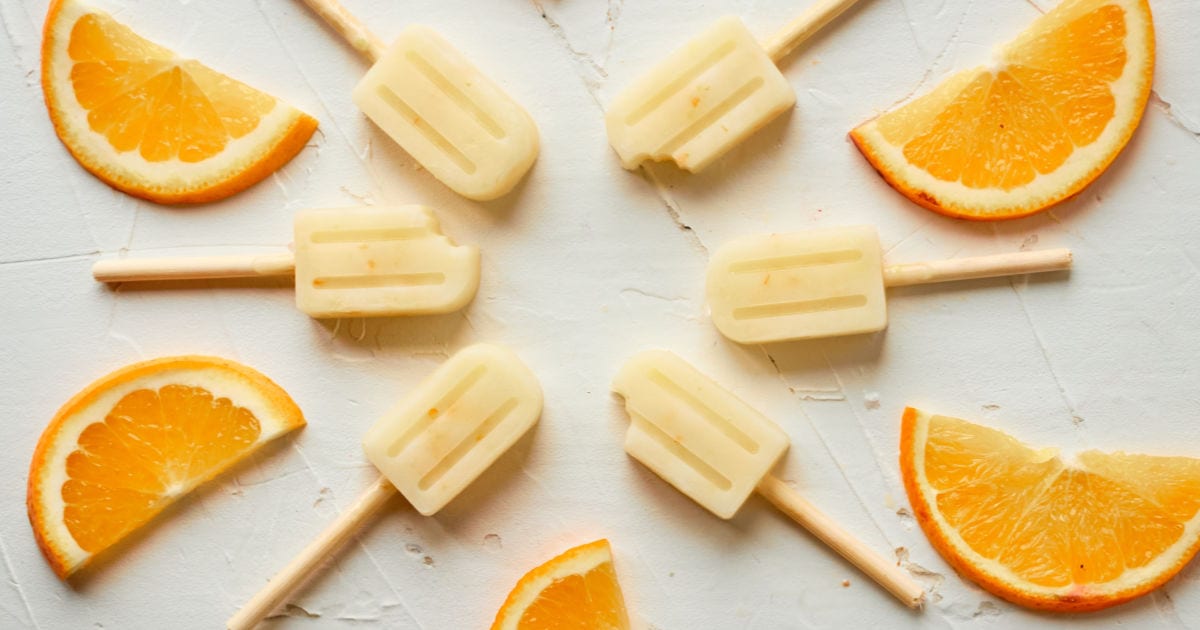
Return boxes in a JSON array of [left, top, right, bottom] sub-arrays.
[[227, 476, 398, 630], [297, 0, 387, 62], [882, 248, 1072, 288], [762, 0, 865, 62], [756, 475, 924, 607], [92, 253, 296, 283]]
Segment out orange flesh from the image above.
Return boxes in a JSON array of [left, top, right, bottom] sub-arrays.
[[922, 414, 1200, 588], [67, 12, 274, 163], [878, 2, 1126, 191], [516, 561, 627, 628], [63, 385, 260, 552]]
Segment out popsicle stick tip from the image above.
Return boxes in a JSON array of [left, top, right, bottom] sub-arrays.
[[297, 0, 386, 62], [755, 474, 926, 608], [226, 476, 397, 630]]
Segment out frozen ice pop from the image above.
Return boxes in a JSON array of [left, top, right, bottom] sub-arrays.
[[612, 350, 924, 607], [91, 205, 480, 319], [298, 0, 538, 200], [606, 0, 863, 172], [707, 226, 1073, 344], [228, 344, 542, 630]]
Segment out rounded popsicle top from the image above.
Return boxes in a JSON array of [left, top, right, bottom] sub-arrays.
[[362, 343, 543, 516], [604, 16, 795, 173], [352, 25, 540, 200]]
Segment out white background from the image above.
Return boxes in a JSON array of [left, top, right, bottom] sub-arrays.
[[2, 0, 1199, 627]]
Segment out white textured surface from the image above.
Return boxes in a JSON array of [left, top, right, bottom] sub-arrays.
[[2, 0, 1199, 628]]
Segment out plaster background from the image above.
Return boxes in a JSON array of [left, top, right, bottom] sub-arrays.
[[1, 0, 1199, 627]]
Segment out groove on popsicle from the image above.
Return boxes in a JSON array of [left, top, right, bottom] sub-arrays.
[[309, 227, 430, 243], [648, 371, 758, 453], [632, 412, 733, 491], [312, 272, 445, 290], [732, 295, 868, 320], [417, 397, 519, 491], [406, 51, 506, 140], [375, 85, 477, 174], [729, 249, 863, 273], [387, 365, 487, 458], [624, 40, 737, 126], [656, 76, 765, 157]]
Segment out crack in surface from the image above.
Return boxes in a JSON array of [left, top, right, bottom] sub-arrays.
[[1150, 90, 1200, 144], [0, 534, 39, 629], [0, 251, 98, 266], [991, 224, 1080, 430], [640, 168, 708, 256], [529, 0, 608, 108], [885, 0, 976, 111]]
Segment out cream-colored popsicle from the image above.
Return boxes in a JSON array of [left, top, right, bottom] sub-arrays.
[[613, 349, 788, 519], [91, 205, 480, 319], [352, 25, 539, 201], [605, 0, 864, 172], [296, 0, 537, 200], [606, 17, 795, 173], [363, 343, 543, 515], [708, 226, 887, 343], [294, 205, 479, 318], [707, 226, 1073, 344], [612, 350, 924, 607], [228, 344, 541, 630]]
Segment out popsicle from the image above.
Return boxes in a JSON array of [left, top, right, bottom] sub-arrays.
[[227, 344, 542, 630], [297, 0, 538, 200], [612, 350, 924, 607], [91, 205, 480, 319], [707, 226, 1073, 344], [606, 0, 863, 172]]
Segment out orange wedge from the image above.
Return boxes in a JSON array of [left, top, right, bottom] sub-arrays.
[[900, 407, 1200, 611], [851, 0, 1154, 220], [27, 356, 305, 579], [41, 0, 318, 204], [491, 539, 631, 629]]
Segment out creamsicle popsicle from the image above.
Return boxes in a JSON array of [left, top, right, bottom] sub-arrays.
[[91, 205, 480, 319], [706, 226, 1073, 344], [298, 0, 538, 200], [363, 344, 543, 515], [228, 344, 542, 630], [293, 206, 479, 318], [606, 0, 863, 172], [612, 350, 924, 607]]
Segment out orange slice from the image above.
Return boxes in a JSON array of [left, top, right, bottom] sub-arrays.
[[41, 0, 318, 204], [491, 539, 631, 629], [900, 407, 1200, 611], [850, 0, 1154, 220], [27, 356, 305, 578]]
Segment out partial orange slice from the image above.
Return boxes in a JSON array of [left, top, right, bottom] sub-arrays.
[[27, 356, 305, 578], [900, 407, 1200, 611], [851, 0, 1154, 220], [41, 0, 318, 204], [491, 539, 631, 629]]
